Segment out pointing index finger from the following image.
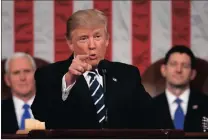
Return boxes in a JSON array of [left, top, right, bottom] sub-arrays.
[[76, 54, 89, 61]]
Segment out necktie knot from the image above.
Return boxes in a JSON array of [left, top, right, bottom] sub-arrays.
[[175, 98, 182, 105], [23, 104, 30, 110], [88, 70, 97, 83]]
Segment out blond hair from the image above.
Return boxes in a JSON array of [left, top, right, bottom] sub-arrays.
[[65, 9, 108, 40]]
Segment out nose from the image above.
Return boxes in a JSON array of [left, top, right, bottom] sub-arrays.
[[19, 72, 26, 81], [176, 64, 182, 73], [88, 37, 96, 50]]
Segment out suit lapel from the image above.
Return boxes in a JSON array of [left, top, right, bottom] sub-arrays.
[[73, 75, 98, 114], [7, 99, 19, 131], [162, 93, 175, 129], [74, 75, 93, 103], [73, 75, 100, 127], [184, 90, 201, 131], [104, 62, 121, 109], [105, 71, 117, 107], [186, 90, 198, 116]]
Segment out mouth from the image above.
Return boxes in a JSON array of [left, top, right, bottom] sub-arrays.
[[19, 84, 28, 87], [89, 54, 97, 60], [172, 75, 183, 80]]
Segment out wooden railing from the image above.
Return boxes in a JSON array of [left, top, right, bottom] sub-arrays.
[[2, 129, 208, 139]]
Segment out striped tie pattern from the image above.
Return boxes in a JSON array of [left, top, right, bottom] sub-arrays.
[[88, 71, 106, 124]]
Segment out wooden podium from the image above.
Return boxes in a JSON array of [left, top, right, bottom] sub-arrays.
[[28, 129, 183, 139], [2, 129, 208, 139]]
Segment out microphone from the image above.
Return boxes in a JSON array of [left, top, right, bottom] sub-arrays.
[[98, 59, 109, 128], [98, 60, 108, 93]]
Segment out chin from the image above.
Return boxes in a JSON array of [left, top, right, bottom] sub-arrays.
[[88, 60, 99, 66], [170, 82, 188, 88], [17, 89, 30, 94], [20, 91, 30, 95]]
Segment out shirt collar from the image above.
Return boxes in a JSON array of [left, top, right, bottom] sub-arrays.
[[83, 69, 101, 78], [13, 95, 35, 109], [166, 88, 190, 104]]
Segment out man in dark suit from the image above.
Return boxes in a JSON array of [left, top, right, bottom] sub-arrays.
[[153, 45, 208, 132], [2, 52, 36, 133], [31, 9, 154, 129]]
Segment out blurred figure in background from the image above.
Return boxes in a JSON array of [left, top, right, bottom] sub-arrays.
[[153, 45, 208, 132], [2, 52, 36, 133]]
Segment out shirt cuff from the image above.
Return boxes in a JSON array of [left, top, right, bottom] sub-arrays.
[[62, 74, 76, 101]]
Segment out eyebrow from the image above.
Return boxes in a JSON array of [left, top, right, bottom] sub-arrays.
[[77, 31, 102, 37], [93, 29, 102, 34], [11, 68, 33, 72], [94, 32, 101, 35], [78, 33, 88, 36]]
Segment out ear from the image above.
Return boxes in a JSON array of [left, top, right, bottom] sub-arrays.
[[4, 74, 11, 87], [105, 33, 110, 47], [65, 37, 74, 52], [190, 69, 197, 81], [161, 64, 167, 78]]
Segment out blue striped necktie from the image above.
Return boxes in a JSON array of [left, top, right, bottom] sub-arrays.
[[20, 104, 31, 130], [88, 71, 106, 124], [173, 98, 185, 130]]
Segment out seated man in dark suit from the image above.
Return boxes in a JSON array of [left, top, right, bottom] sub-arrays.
[[31, 9, 154, 129], [153, 45, 208, 132], [2, 52, 36, 133]]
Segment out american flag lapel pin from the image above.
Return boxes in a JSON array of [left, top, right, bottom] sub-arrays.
[[112, 77, 117, 82], [192, 105, 198, 110]]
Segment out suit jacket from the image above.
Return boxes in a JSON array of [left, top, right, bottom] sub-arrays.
[[31, 55, 154, 129], [153, 90, 208, 132], [2, 98, 19, 134]]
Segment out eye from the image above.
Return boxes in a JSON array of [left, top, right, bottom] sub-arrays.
[[94, 34, 102, 40], [12, 71, 20, 75], [80, 36, 88, 40], [95, 35, 101, 38], [169, 61, 177, 67], [182, 63, 191, 69], [24, 69, 32, 73]]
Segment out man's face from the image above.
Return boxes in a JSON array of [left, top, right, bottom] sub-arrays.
[[161, 52, 196, 87], [5, 57, 36, 97], [68, 25, 109, 67]]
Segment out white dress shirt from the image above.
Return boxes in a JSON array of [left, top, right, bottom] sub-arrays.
[[62, 69, 103, 101], [12, 95, 35, 128], [165, 88, 190, 120]]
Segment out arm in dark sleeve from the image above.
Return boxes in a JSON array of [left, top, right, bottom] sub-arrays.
[[31, 67, 80, 129], [31, 68, 65, 128], [132, 67, 157, 129], [31, 68, 49, 122]]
